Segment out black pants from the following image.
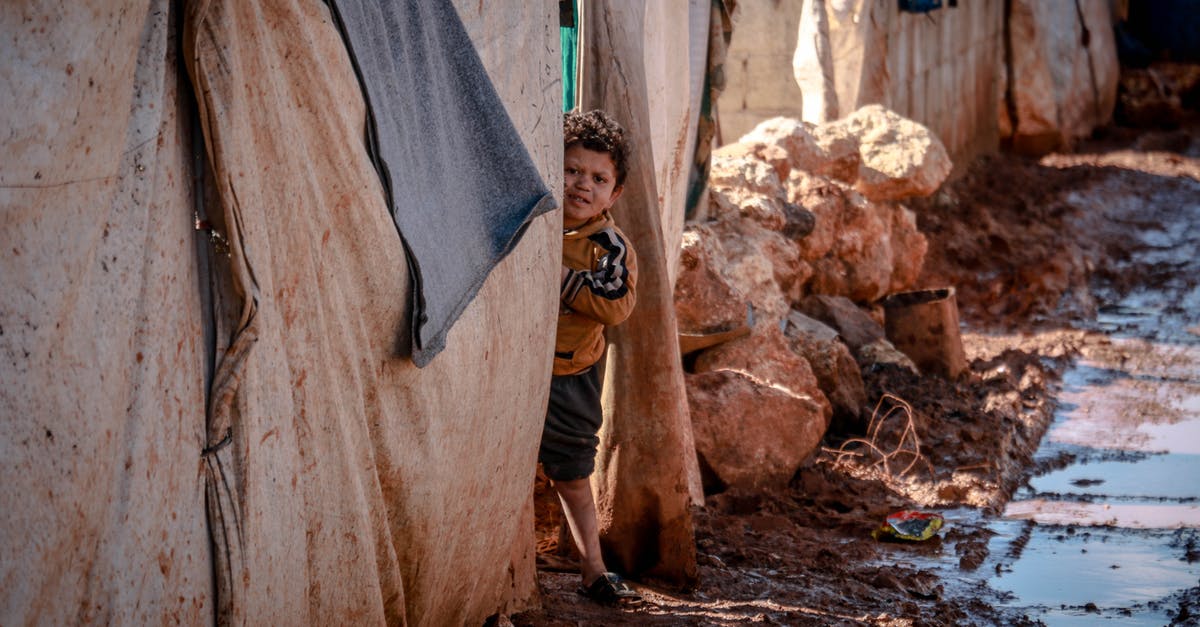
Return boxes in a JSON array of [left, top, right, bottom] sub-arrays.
[[538, 367, 603, 481]]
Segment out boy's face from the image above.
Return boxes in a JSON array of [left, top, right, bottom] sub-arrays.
[[563, 143, 623, 229]]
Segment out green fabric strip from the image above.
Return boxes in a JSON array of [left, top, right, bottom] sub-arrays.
[[560, 0, 577, 112]]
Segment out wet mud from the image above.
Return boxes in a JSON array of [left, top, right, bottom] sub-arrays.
[[989, 120, 1200, 623], [514, 115, 1200, 626]]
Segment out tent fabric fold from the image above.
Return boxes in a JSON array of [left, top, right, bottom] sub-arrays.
[[4, 0, 558, 623], [581, 0, 705, 587], [327, 0, 557, 367], [182, 0, 559, 623], [183, 0, 410, 621], [1, 1, 212, 623]]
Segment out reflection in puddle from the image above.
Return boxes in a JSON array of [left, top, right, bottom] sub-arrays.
[[1046, 342, 1200, 455], [1027, 453, 1200, 502], [986, 521, 1200, 625], [983, 182, 1200, 623], [1004, 499, 1200, 528], [989, 331, 1200, 622]]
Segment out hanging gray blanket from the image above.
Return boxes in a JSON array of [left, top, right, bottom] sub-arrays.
[[328, 0, 556, 366]]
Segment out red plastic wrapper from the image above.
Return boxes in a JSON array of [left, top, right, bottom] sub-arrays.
[[871, 511, 945, 541]]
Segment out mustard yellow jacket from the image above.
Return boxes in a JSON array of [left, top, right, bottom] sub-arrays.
[[554, 211, 638, 375]]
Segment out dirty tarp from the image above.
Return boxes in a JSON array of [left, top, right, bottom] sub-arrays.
[[327, 0, 556, 367], [664, 0, 714, 288], [183, 0, 558, 624], [0, 1, 211, 623], [1005, 0, 1119, 152], [685, 0, 734, 222], [793, 0, 840, 123], [1, 1, 557, 624], [581, 0, 707, 586], [791, 0, 1009, 162]]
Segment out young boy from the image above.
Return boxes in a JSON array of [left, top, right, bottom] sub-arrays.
[[538, 110, 641, 604]]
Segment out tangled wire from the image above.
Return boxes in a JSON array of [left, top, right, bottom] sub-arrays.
[[824, 393, 933, 481]]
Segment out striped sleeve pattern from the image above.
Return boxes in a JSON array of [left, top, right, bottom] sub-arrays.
[[562, 227, 632, 303]]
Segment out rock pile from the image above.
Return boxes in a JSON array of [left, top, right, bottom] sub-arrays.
[[677, 105, 951, 492]]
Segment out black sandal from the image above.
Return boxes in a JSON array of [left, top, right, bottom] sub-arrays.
[[577, 572, 643, 605]]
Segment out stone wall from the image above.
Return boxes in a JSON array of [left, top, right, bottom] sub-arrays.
[[717, 1, 807, 146]]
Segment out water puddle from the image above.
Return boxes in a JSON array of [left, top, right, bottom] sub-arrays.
[[980, 334, 1200, 622], [886, 183, 1200, 624], [858, 162, 1200, 624], [1005, 500, 1200, 528], [986, 520, 1199, 625], [1026, 454, 1200, 502], [983, 193, 1200, 623]]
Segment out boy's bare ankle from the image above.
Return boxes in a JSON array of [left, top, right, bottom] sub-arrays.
[[581, 563, 606, 586], [579, 540, 606, 585]]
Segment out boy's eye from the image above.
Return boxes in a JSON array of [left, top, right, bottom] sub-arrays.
[[594, 176, 606, 184]]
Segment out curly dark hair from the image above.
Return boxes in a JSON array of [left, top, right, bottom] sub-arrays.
[[563, 109, 630, 186]]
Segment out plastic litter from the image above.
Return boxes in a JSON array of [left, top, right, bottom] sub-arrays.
[[871, 511, 945, 541]]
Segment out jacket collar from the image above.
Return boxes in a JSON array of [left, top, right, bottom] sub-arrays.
[[563, 210, 614, 239]]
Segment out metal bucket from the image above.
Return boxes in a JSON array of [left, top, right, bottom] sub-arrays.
[[882, 287, 967, 379]]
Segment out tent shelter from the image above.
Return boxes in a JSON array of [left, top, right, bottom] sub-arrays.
[[722, 0, 1118, 163], [2, 0, 711, 623], [577, 0, 710, 585], [2, 1, 561, 624]]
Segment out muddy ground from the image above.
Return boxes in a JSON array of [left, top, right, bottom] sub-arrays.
[[512, 84, 1200, 626]]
